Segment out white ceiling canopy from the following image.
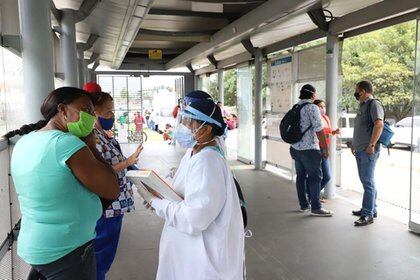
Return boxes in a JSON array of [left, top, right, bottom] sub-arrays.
[[53, 0, 154, 69]]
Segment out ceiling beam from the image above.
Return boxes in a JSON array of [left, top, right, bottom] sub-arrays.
[[87, 52, 100, 64], [139, 28, 214, 37], [241, 38, 256, 56], [138, 33, 211, 42], [189, 0, 265, 3], [342, 9, 420, 39], [92, 61, 100, 70], [76, 0, 100, 22], [50, 0, 63, 22], [96, 71, 191, 76], [263, 29, 325, 55], [148, 8, 238, 20], [207, 55, 218, 68], [262, 2, 420, 56], [307, 5, 328, 32], [165, 0, 318, 69], [137, 28, 213, 42], [195, 51, 253, 75], [328, 0, 420, 34], [130, 48, 186, 55], [186, 64, 195, 73]]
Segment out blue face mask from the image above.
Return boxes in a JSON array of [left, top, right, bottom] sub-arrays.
[[98, 117, 115, 131], [173, 124, 197, 148]]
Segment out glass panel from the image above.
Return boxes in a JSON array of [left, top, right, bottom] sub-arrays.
[[0, 44, 6, 135], [236, 66, 254, 162], [97, 75, 113, 93], [4, 49, 24, 132], [410, 20, 420, 231]]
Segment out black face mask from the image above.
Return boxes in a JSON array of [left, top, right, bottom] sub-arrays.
[[354, 91, 360, 101]]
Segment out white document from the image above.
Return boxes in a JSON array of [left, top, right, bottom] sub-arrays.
[[126, 170, 182, 202]]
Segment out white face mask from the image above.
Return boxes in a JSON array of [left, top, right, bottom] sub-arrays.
[[173, 124, 196, 148]]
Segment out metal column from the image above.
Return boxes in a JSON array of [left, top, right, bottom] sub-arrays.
[[254, 49, 263, 170], [194, 75, 200, 90], [217, 69, 224, 103], [77, 43, 85, 87], [325, 34, 340, 199], [61, 9, 78, 87], [18, 0, 55, 122], [85, 67, 91, 83]]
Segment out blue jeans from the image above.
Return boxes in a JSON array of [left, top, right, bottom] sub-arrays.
[[320, 148, 331, 190], [306, 148, 331, 199], [290, 148, 322, 210], [355, 150, 380, 217], [94, 215, 123, 280]]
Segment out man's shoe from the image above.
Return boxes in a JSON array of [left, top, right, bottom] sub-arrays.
[[354, 215, 374, 226], [311, 208, 333, 217], [299, 207, 310, 213], [352, 209, 377, 218]]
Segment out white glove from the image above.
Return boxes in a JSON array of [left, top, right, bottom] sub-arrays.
[[165, 167, 178, 180], [136, 184, 156, 207]]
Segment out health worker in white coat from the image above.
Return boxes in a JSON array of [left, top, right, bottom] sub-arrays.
[[138, 97, 245, 280]]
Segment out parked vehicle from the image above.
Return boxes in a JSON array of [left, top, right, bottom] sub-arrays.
[[339, 113, 356, 147], [391, 116, 420, 150]]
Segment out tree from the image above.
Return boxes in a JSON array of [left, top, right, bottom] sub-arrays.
[[341, 21, 416, 121]]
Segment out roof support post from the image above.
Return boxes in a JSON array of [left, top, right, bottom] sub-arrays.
[[77, 43, 86, 87], [217, 69, 224, 103], [61, 9, 78, 87], [18, 0, 55, 122], [324, 33, 340, 199], [254, 48, 263, 170]]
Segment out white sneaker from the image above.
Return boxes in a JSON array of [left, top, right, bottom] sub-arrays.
[[310, 208, 333, 217]]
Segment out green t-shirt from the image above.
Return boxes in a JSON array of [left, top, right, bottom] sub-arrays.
[[11, 130, 102, 265]]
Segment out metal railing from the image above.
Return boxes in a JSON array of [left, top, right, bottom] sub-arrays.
[[0, 137, 28, 279]]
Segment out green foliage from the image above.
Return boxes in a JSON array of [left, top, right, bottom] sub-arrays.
[[341, 21, 416, 121]]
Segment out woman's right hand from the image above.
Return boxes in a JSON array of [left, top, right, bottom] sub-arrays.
[[126, 145, 143, 165], [82, 132, 97, 150]]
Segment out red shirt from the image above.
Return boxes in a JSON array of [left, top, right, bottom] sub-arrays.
[[134, 115, 145, 131], [320, 115, 332, 148]]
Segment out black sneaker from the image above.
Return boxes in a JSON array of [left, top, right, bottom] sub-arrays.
[[352, 209, 377, 218], [354, 215, 374, 226], [311, 208, 333, 217]]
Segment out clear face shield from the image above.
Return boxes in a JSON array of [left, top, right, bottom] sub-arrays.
[[173, 105, 223, 148], [180, 105, 221, 131]]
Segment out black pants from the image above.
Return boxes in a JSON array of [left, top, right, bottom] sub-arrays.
[[28, 241, 96, 280]]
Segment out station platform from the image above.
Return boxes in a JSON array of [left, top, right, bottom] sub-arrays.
[[108, 142, 420, 280]]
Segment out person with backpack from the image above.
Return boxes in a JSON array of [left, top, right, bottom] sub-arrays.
[[283, 84, 333, 217], [352, 80, 385, 226]]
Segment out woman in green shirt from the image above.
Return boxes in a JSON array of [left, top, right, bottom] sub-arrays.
[[5, 87, 119, 280]]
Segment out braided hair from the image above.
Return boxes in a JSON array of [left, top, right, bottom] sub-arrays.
[[4, 87, 90, 140]]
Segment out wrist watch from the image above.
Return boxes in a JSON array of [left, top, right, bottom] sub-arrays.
[[369, 143, 375, 148]]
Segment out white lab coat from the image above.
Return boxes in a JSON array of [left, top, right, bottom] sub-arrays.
[[151, 147, 244, 280]]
